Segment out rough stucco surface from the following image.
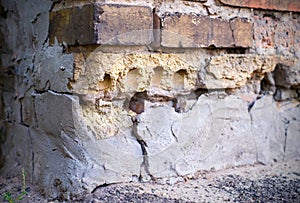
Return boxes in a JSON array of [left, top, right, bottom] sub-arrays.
[[0, 0, 300, 199]]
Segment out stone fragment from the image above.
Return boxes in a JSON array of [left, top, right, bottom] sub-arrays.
[[33, 44, 73, 93], [280, 105, 300, 160], [274, 88, 298, 101], [273, 62, 300, 89], [161, 14, 252, 48], [136, 106, 182, 176], [82, 133, 143, 189], [28, 128, 87, 198], [250, 96, 285, 164], [82, 100, 133, 139], [32, 91, 141, 193], [174, 94, 256, 175], [285, 120, 300, 160], [131, 94, 258, 178], [220, 0, 300, 12], [202, 54, 276, 89], [32, 91, 125, 192], [34, 91, 79, 138], [49, 4, 153, 45]]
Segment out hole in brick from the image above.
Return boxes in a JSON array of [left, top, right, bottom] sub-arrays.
[[124, 68, 140, 92], [129, 91, 147, 114], [98, 73, 112, 90], [151, 66, 164, 87], [173, 69, 187, 89]]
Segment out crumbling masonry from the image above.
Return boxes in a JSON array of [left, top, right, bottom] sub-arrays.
[[0, 0, 299, 199]]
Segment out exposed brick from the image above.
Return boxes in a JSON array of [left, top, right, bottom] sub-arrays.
[[220, 0, 300, 12], [293, 18, 300, 57], [253, 16, 275, 49], [161, 14, 252, 48], [49, 4, 153, 45], [95, 4, 153, 45], [230, 18, 253, 48], [253, 16, 298, 53], [49, 4, 95, 45]]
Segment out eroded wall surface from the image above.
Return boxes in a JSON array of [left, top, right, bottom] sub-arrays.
[[0, 0, 299, 199]]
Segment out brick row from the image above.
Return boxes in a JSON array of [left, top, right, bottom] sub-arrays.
[[161, 14, 252, 48], [49, 3, 253, 48], [220, 0, 300, 12], [50, 4, 153, 45]]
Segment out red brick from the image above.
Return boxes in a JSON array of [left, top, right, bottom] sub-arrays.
[[161, 14, 252, 48], [230, 18, 253, 48], [220, 0, 300, 12], [95, 4, 153, 45], [293, 18, 300, 55], [49, 4, 153, 45], [253, 16, 275, 49], [253, 16, 297, 52]]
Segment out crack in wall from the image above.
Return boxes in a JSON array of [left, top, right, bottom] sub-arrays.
[[248, 105, 260, 164], [247, 94, 268, 164], [171, 124, 178, 142], [27, 128, 35, 182], [282, 118, 290, 160], [34, 89, 73, 96], [229, 19, 236, 46], [132, 117, 155, 181]]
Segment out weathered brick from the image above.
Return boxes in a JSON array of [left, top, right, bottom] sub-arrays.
[[49, 4, 153, 45], [230, 18, 253, 48], [293, 18, 300, 57], [220, 0, 300, 12], [95, 4, 153, 45], [161, 14, 252, 48], [253, 15, 298, 54], [49, 4, 94, 45]]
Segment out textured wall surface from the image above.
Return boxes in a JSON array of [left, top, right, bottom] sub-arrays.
[[0, 0, 299, 199]]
